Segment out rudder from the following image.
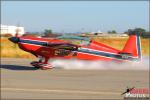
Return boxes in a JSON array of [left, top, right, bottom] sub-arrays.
[[121, 31, 142, 61]]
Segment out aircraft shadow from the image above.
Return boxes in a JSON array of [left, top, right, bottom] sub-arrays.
[[0, 64, 37, 70]]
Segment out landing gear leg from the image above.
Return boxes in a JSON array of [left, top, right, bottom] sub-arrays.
[[39, 56, 43, 63]]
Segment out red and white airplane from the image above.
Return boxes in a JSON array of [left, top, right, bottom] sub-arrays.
[[9, 31, 142, 70]]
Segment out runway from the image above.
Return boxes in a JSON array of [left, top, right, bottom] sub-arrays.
[[1, 58, 149, 99]]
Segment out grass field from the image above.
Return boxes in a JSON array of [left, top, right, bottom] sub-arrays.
[[0, 37, 149, 59]]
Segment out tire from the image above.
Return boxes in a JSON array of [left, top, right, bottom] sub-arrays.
[[34, 66, 40, 69]]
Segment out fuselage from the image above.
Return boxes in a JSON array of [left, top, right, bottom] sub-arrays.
[[9, 36, 140, 62], [15, 36, 134, 61]]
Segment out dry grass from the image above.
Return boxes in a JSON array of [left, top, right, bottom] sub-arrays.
[[0, 37, 149, 58], [93, 37, 149, 56], [1, 37, 36, 59]]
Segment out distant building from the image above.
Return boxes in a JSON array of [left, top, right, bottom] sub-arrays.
[[0, 24, 25, 36]]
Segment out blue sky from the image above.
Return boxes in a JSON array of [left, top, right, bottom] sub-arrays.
[[1, 1, 149, 33]]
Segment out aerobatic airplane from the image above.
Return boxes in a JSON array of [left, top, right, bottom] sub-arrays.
[[9, 31, 142, 70]]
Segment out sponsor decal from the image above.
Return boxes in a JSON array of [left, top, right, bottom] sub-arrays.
[[121, 87, 149, 100]]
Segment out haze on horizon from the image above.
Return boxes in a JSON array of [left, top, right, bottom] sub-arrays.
[[1, 1, 149, 33]]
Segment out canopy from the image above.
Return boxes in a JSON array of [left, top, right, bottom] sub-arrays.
[[57, 35, 91, 41]]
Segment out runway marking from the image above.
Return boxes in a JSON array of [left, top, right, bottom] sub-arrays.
[[1, 87, 120, 95]]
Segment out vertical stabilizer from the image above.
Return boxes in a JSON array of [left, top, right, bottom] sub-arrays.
[[122, 31, 142, 61]]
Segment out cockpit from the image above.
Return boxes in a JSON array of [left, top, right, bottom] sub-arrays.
[[56, 35, 91, 46]]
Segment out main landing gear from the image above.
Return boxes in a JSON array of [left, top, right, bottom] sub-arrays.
[[30, 57, 53, 70]]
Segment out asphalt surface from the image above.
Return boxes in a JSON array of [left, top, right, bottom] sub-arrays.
[[1, 58, 149, 99]]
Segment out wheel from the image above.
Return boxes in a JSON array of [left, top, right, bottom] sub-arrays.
[[34, 66, 40, 69], [41, 67, 49, 70], [30, 61, 39, 65], [40, 64, 53, 70]]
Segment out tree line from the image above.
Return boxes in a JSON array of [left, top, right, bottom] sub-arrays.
[[43, 27, 150, 38]]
